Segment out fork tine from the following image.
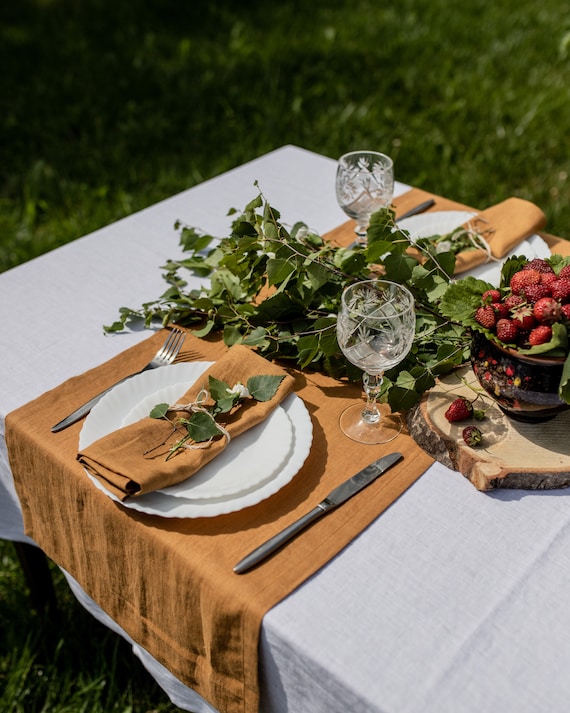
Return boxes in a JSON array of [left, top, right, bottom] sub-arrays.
[[163, 328, 185, 363], [155, 329, 178, 360]]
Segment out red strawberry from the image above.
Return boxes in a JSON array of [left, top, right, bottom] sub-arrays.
[[492, 302, 509, 319], [522, 283, 551, 303], [474, 305, 496, 329], [445, 397, 473, 423], [505, 294, 524, 311], [462, 425, 483, 447], [528, 324, 553, 346], [541, 272, 558, 288], [523, 258, 554, 274], [533, 296, 562, 324], [510, 269, 541, 295], [511, 304, 536, 330], [496, 318, 519, 344], [551, 278, 570, 303], [558, 265, 570, 279], [482, 289, 501, 303], [561, 304, 570, 321]]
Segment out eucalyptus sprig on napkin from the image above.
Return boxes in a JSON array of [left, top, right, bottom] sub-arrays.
[[105, 189, 472, 412]]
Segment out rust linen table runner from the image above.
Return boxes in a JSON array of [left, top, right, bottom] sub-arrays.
[[6, 329, 433, 713]]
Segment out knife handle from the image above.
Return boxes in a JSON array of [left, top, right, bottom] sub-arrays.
[[234, 505, 326, 574]]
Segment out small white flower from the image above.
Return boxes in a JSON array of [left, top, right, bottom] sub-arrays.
[[227, 382, 250, 399], [435, 240, 453, 254]]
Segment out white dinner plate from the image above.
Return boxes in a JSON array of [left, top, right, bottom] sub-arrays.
[[398, 210, 476, 240], [398, 210, 551, 285], [79, 362, 313, 518]]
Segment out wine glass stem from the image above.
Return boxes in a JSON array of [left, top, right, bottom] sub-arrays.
[[362, 372, 384, 424], [355, 223, 368, 243]]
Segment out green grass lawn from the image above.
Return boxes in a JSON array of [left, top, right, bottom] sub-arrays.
[[2, 0, 570, 275], [2, 0, 570, 709]]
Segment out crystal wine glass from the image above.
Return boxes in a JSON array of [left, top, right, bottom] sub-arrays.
[[335, 150, 394, 244], [336, 279, 415, 444]]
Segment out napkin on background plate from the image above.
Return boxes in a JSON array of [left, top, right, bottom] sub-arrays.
[[453, 197, 546, 273], [77, 345, 295, 501]]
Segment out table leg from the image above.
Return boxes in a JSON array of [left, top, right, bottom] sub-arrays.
[[13, 541, 58, 613]]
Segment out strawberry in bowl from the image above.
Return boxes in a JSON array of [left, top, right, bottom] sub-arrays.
[[439, 256, 570, 423]]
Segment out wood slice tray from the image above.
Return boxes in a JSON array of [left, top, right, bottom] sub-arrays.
[[407, 365, 570, 491]]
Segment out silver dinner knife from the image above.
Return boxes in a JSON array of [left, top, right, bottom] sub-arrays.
[[397, 198, 436, 222], [234, 452, 403, 574]]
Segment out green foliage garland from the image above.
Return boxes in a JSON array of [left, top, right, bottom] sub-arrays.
[[106, 189, 472, 412]]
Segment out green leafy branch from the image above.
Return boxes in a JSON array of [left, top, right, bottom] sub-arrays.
[[148, 373, 284, 460], [106, 187, 474, 412]]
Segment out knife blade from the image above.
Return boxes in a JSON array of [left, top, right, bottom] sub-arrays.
[[233, 452, 403, 574], [397, 198, 436, 222], [51, 381, 126, 432]]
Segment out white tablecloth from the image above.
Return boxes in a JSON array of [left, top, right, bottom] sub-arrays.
[[2, 145, 570, 713]]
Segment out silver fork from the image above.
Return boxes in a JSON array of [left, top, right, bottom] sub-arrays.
[[51, 328, 186, 432]]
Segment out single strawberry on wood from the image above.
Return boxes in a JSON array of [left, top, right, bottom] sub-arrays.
[[462, 425, 483, 447], [445, 397, 473, 422]]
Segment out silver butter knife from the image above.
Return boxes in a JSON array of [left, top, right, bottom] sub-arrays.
[[234, 452, 403, 574]]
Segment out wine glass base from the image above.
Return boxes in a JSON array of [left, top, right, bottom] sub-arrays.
[[339, 402, 402, 445]]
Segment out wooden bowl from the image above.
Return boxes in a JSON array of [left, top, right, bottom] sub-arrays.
[[470, 331, 569, 423]]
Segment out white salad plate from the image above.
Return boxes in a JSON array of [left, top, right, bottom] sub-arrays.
[[80, 362, 313, 518], [398, 210, 551, 285]]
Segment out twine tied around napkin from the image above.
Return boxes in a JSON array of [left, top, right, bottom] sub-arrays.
[[452, 197, 546, 273], [77, 344, 295, 500]]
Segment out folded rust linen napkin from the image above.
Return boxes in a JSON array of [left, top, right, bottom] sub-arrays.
[[327, 191, 547, 275], [451, 197, 547, 273], [77, 344, 295, 500]]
